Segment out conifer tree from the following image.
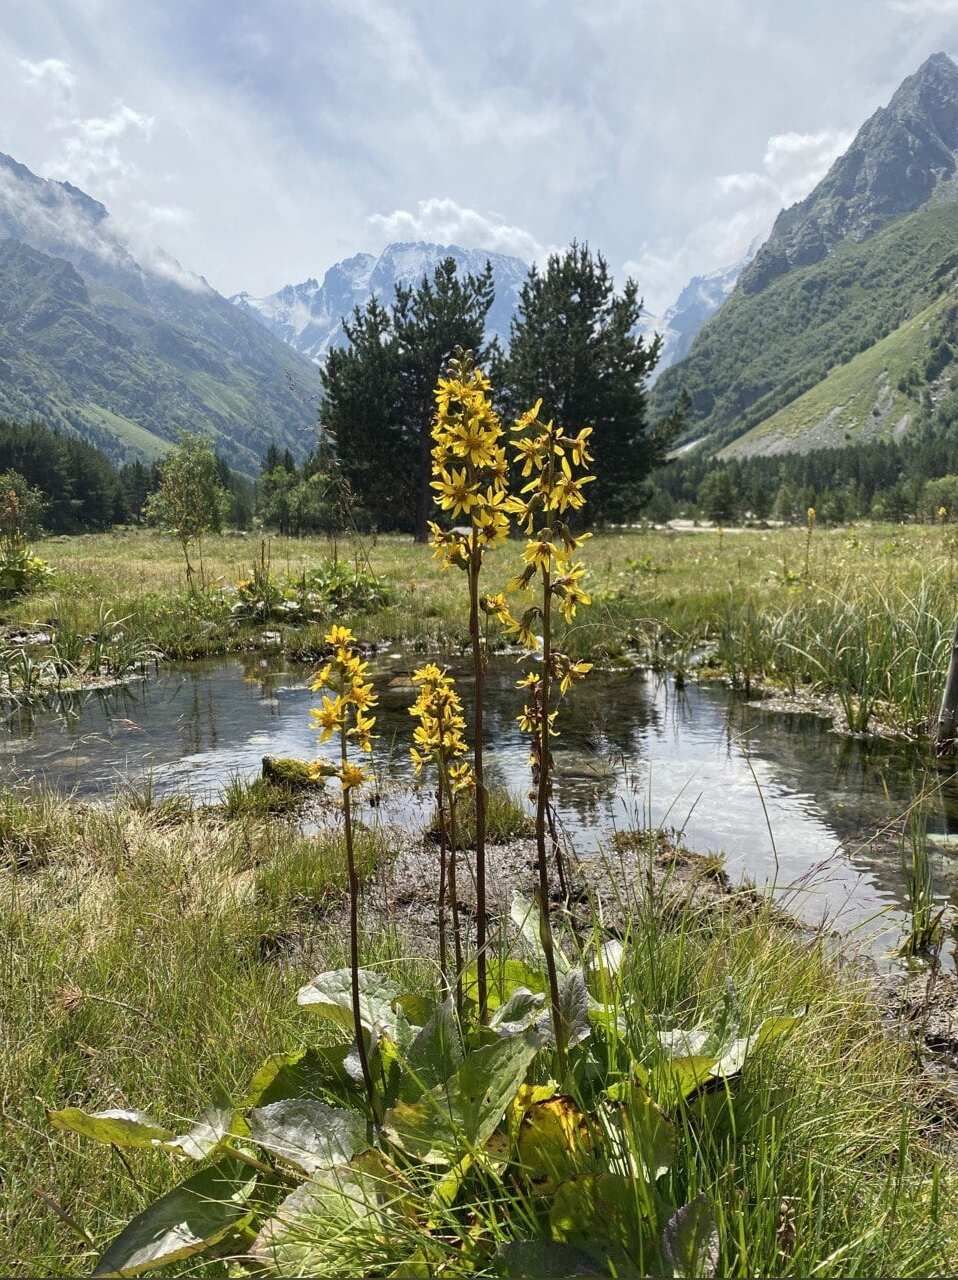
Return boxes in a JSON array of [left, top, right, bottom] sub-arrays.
[[501, 243, 668, 522], [321, 260, 494, 540]]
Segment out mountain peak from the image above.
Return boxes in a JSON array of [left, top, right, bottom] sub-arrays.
[[739, 53, 958, 295], [234, 240, 529, 365]]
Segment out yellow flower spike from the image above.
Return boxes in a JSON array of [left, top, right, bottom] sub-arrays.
[[412, 662, 445, 685]]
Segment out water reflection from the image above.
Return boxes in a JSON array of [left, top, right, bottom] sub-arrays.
[[6, 655, 958, 950]]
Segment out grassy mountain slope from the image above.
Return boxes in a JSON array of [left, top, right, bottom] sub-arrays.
[[654, 202, 958, 451], [720, 292, 958, 457], [0, 239, 323, 471]]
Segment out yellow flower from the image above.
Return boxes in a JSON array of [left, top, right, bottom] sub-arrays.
[[523, 539, 557, 572], [348, 709, 377, 752], [412, 662, 445, 685], [431, 468, 480, 518], [350, 679, 378, 710], [513, 435, 545, 477], [309, 694, 345, 742], [564, 427, 593, 467], [449, 416, 499, 467], [340, 763, 366, 790], [559, 660, 593, 695], [514, 398, 543, 431], [546, 472, 594, 513], [448, 762, 474, 793], [325, 624, 355, 647], [310, 662, 332, 692]]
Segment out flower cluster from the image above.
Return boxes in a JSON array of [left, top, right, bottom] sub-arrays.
[[408, 663, 474, 794], [308, 624, 377, 789], [506, 400, 596, 759], [428, 352, 512, 567]]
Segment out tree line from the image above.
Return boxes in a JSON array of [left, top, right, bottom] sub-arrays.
[[649, 423, 958, 524], [320, 242, 673, 537]]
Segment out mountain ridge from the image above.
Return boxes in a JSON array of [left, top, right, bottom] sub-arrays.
[[656, 52, 958, 459], [0, 152, 325, 471], [233, 241, 529, 363]]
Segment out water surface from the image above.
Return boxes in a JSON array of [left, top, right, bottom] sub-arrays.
[[6, 654, 958, 956]]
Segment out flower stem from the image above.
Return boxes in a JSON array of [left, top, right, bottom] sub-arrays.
[[436, 780, 450, 998], [441, 756, 465, 1024], [537, 557, 567, 1075], [468, 533, 489, 1025], [341, 723, 377, 1119]]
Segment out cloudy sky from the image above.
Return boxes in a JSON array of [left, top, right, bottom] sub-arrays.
[[3, 0, 958, 318]]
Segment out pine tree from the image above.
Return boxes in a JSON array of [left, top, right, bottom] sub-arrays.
[[501, 243, 667, 522], [321, 260, 495, 540]]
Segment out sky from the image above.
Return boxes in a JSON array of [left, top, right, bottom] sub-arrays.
[[3, 0, 958, 320]]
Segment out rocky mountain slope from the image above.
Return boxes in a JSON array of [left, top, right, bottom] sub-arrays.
[[651, 244, 758, 379], [657, 53, 958, 458], [0, 152, 324, 471], [232, 242, 528, 363]]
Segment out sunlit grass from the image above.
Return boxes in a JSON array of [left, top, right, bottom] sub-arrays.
[[2, 786, 957, 1274]]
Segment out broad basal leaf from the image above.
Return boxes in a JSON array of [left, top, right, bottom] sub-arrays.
[[605, 1081, 675, 1179], [93, 1156, 257, 1277], [385, 1032, 539, 1163], [48, 1108, 174, 1149], [661, 1195, 719, 1279], [516, 1096, 595, 1188], [398, 996, 463, 1101], [491, 987, 546, 1039], [297, 968, 401, 1038], [511, 892, 571, 975], [243, 1045, 355, 1109], [549, 1172, 649, 1267], [161, 1106, 234, 1161], [250, 1163, 395, 1276], [248, 1098, 369, 1174], [534, 969, 593, 1049]]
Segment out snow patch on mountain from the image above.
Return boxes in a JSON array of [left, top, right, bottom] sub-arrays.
[[233, 241, 528, 363]]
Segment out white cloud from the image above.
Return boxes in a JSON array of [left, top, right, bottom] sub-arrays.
[[631, 128, 851, 321], [367, 197, 549, 263], [888, 0, 958, 13], [719, 128, 852, 211], [18, 56, 76, 98], [51, 103, 154, 189]]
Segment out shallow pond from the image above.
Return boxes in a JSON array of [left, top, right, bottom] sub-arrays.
[[5, 653, 958, 958]]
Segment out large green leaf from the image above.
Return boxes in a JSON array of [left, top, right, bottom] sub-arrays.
[[248, 1098, 369, 1174], [655, 997, 806, 1099], [516, 1096, 595, 1188], [48, 1108, 174, 1149], [490, 987, 545, 1039], [535, 969, 592, 1050], [549, 1173, 649, 1272], [660, 1196, 719, 1278], [398, 996, 463, 1102], [297, 969, 401, 1037], [250, 1163, 395, 1276], [244, 1044, 359, 1111], [161, 1107, 234, 1161], [385, 1032, 539, 1163], [511, 893, 571, 975], [605, 1081, 675, 1179], [92, 1156, 257, 1277]]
